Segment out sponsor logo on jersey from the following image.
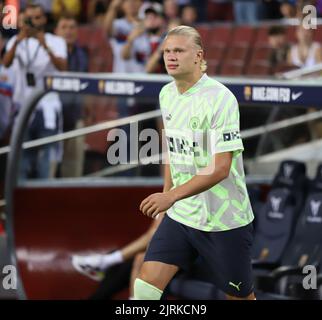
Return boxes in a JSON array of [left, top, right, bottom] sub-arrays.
[[223, 131, 240, 142]]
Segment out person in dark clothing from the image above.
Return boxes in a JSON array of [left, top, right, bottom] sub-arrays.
[[268, 25, 290, 70], [55, 15, 88, 177]]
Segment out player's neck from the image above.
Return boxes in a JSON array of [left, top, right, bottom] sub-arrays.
[[175, 71, 204, 95]]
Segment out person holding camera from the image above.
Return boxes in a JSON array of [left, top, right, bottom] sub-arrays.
[[2, 4, 67, 179]]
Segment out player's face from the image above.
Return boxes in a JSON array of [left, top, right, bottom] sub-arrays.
[[163, 35, 201, 78]]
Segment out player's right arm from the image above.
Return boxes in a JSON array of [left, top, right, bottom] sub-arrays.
[[163, 162, 173, 193]]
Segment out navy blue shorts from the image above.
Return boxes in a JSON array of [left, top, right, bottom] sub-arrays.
[[144, 214, 254, 297]]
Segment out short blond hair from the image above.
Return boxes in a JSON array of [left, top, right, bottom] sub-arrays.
[[165, 25, 207, 73]]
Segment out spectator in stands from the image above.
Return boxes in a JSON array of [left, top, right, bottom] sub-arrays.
[[145, 18, 181, 74], [0, 64, 13, 142], [268, 25, 291, 70], [87, 0, 109, 26], [122, 2, 166, 176], [2, 4, 67, 179], [122, 2, 165, 73], [29, 0, 56, 31], [287, 25, 322, 140], [233, 0, 260, 25], [278, 0, 298, 20], [181, 5, 197, 26], [163, 0, 179, 22], [55, 15, 88, 177], [102, 0, 142, 74], [100, 0, 142, 170], [287, 24, 322, 68]]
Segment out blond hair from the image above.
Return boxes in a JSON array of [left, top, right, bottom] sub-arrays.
[[165, 25, 207, 73]]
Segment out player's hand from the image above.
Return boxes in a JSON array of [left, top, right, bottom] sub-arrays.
[[36, 31, 47, 48], [140, 192, 176, 218], [110, 0, 123, 10], [16, 29, 27, 42], [128, 22, 145, 41]]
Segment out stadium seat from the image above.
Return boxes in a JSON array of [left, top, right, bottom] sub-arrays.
[[252, 160, 307, 264], [205, 44, 226, 74], [313, 25, 322, 42], [225, 43, 249, 61], [220, 62, 244, 76], [231, 25, 256, 43], [250, 46, 272, 62], [245, 62, 271, 76], [254, 163, 322, 299], [254, 25, 270, 46], [206, 25, 232, 45], [195, 25, 210, 44], [286, 25, 297, 43]]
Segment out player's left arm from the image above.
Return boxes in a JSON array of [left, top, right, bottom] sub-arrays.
[[140, 151, 232, 218]]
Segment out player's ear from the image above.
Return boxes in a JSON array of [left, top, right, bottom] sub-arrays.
[[197, 49, 203, 62]]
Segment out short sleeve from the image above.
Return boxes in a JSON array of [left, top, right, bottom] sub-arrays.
[[48, 35, 67, 59], [5, 36, 17, 52], [210, 89, 243, 154]]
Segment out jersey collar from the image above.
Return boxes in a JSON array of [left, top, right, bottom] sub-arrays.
[[176, 73, 208, 97]]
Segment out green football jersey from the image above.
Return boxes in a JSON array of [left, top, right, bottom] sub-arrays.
[[160, 74, 254, 232]]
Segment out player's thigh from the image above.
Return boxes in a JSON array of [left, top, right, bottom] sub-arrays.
[[194, 223, 254, 298], [139, 260, 179, 291], [144, 214, 197, 270]]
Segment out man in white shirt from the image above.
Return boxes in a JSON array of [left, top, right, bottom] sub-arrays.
[[3, 4, 67, 179]]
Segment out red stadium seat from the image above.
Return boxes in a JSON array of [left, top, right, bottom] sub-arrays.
[[205, 43, 226, 60], [225, 43, 249, 61], [207, 59, 220, 75], [207, 25, 233, 45], [250, 46, 272, 61], [286, 25, 297, 43], [313, 25, 322, 42], [220, 62, 244, 76], [254, 25, 270, 46], [245, 62, 272, 76], [231, 25, 256, 43], [196, 25, 211, 44]]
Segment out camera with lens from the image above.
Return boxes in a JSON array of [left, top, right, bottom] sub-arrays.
[[24, 17, 35, 28]]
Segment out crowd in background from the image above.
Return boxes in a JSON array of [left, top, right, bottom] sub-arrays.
[[0, 0, 322, 181]]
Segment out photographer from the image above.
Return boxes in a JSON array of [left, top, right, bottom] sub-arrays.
[[3, 4, 67, 179]]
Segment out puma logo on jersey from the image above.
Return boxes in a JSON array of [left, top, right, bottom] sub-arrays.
[[229, 281, 242, 291]]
